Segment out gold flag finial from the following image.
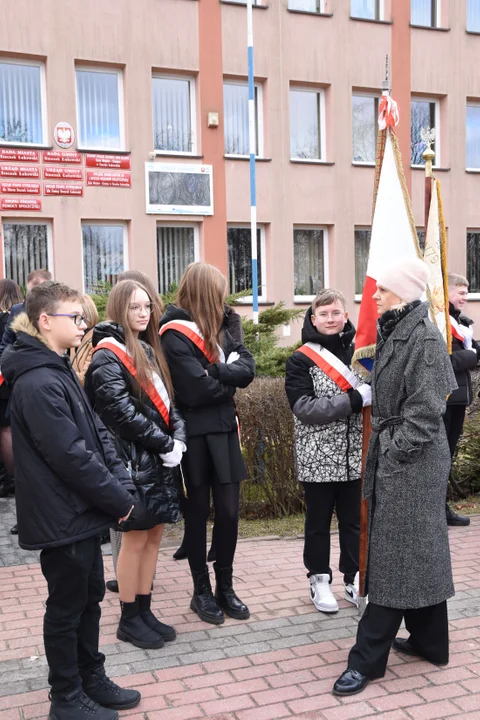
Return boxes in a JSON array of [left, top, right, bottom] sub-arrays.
[[421, 126, 436, 178]]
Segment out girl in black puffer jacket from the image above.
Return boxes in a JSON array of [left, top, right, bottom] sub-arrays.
[[86, 279, 186, 651], [160, 263, 255, 626]]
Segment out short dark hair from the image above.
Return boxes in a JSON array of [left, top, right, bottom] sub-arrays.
[[26, 281, 82, 330], [27, 269, 52, 286]]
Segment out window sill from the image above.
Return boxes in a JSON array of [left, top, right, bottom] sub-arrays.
[[232, 300, 274, 306], [287, 9, 333, 18], [352, 161, 375, 167], [466, 293, 480, 301], [77, 148, 131, 155], [154, 152, 203, 159], [0, 142, 52, 150], [350, 15, 392, 25], [224, 155, 272, 162], [294, 298, 315, 304], [409, 23, 451, 32], [290, 159, 334, 165], [220, 1, 269, 8], [466, 168, 480, 173], [411, 165, 450, 172], [354, 294, 362, 303], [466, 29, 480, 35]]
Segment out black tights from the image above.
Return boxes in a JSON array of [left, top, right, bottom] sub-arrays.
[[184, 483, 240, 571]]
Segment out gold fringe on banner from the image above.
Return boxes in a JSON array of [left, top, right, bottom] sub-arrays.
[[371, 128, 386, 222], [436, 178, 452, 354], [390, 130, 422, 258]]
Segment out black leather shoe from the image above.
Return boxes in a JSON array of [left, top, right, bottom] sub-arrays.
[[393, 637, 420, 657], [10, 524, 18, 535], [190, 567, 225, 625], [332, 668, 369, 696], [106, 580, 119, 593], [214, 563, 250, 620], [82, 667, 141, 710], [393, 636, 448, 666], [446, 504, 470, 526], [173, 544, 187, 560]]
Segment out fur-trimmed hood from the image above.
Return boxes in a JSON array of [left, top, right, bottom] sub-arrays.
[[1, 312, 68, 388]]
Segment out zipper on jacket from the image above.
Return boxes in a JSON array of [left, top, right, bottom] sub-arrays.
[[346, 417, 350, 481]]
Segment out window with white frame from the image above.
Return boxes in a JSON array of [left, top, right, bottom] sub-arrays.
[[294, 228, 327, 300], [0, 59, 47, 145], [351, 0, 382, 20], [76, 67, 124, 150], [2, 222, 51, 287], [467, 104, 480, 169], [411, 99, 438, 166], [228, 0, 261, 4], [82, 224, 126, 293], [352, 94, 379, 163], [290, 88, 325, 161], [467, 231, 480, 293], [227, 226, 265, 300], [411, 0, 439, 27], [223, 81, 262, 157], [157, 225, 196, 294], [288, 0, 324, 12], [468, 0, 480, 31], [152, 76, 195, 154], [355, 228, 371, 295]]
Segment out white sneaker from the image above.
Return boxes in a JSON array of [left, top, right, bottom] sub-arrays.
[[309, 574, 339, 613], [344, 572, 360, 608]]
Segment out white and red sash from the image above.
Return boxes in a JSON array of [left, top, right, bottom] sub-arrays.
[[93, 337, 170, 427], [0, 373, 4, 388], [450, 315, 473, 347], [160, 319, 225, 364], [297, 342, 361, 392]]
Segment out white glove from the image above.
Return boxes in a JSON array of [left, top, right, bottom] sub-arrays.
[[357, 384, 372, 407], [160, 439, 184, 468], [226, 351, 240, 364]]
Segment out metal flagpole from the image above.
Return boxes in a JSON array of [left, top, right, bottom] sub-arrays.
[[247, 0, 258, 326]]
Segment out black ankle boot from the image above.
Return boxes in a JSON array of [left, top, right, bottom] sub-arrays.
[[190, 567, 224, 625], [214, 563, 250, 620], [137, 594, 176, 642], [81, 667, 141, 710], [116, 600, 164, 649], [173, 544, 187, 560], [48, 688, 118, 720]]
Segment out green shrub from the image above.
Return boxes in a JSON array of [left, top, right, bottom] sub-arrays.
[[237, 377, 303, 518]]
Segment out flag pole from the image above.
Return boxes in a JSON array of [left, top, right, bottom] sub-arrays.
[[247, 0, 258, 328]]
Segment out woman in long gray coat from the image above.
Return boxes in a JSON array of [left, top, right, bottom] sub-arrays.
[[333, 257, 457, 697]]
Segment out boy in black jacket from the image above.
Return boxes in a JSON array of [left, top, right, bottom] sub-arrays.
[[1, 282, 140, 720], [285, 289, 371, 613], [444, 273, 480, 526]]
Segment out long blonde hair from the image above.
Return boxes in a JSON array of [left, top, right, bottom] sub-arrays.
[[106, 280, 173, 398], [177, 263, 227, 360]]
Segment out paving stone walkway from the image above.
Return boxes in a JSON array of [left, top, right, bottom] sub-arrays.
[[1, 494, 480, 719]]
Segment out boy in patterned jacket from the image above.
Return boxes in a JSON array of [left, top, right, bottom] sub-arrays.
[[285, 289, 371, 613]]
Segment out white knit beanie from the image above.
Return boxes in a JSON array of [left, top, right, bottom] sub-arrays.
[[376, 257, 430, 303]]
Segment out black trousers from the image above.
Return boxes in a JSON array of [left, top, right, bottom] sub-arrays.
[[348, 601, 449, 679], [443, 405, 466, 458], [40, 536, 106, 696], [303, 480, 360, 585]]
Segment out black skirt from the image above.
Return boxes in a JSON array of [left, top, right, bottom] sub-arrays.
[[182, 431, 247, 488]]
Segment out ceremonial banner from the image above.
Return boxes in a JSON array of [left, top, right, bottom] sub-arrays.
[[423, 177, 452, 352], [353, 94, 421, 377]]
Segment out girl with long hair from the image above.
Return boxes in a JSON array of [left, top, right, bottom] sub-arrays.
[[71, 294, 99, 386], [0, 279, 23, 498], [86, 280, 186, 649], [160, 263, 255, 625]]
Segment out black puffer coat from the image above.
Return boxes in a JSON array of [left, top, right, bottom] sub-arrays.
[[85, 322, 186, 529], [159, 305, 255, 438], [1, 314, 134, 550]]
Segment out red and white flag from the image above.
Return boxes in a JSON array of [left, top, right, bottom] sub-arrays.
[[353, 94, 421, 375]]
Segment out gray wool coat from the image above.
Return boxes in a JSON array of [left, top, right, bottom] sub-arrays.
[[364, 302, 457, 609]]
